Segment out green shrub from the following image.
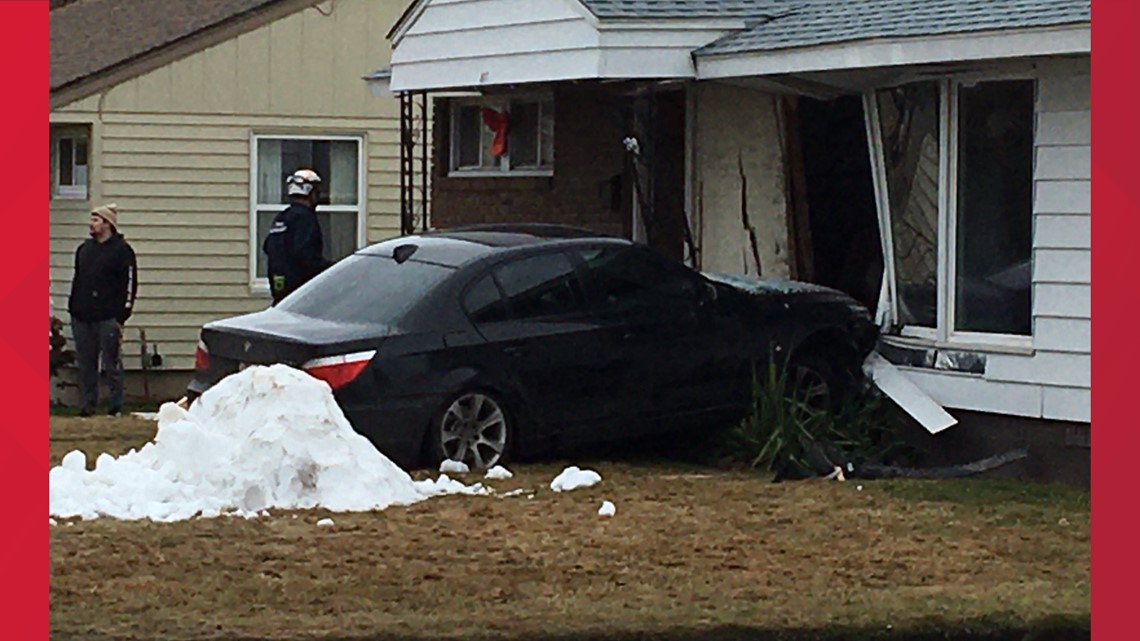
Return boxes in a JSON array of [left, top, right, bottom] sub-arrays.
[[717, 358, 910, 478]]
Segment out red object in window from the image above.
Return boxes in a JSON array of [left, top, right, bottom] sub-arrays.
[[482, 108, 509, 157]]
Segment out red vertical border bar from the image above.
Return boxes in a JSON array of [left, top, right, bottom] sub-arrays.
[[0, 0, 48, 638], [1092, 1, 1136, 639]]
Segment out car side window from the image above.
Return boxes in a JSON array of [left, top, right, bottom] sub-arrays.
[[489, 252, 587, 321], [463, 274, 511, 324], [577, 246, 700, 314]]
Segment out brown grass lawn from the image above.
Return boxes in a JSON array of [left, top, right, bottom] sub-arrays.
[[50, 415, 1090, 641]]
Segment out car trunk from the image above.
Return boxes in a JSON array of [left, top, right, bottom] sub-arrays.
[[201, 309, 392, 367]]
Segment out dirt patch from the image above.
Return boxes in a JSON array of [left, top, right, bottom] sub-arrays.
[[50, 416, 1089, 640]]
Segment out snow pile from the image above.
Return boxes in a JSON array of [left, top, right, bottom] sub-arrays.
[[440, 459, 470, 474], [550, 466, 601, 492], [485, 465, 513, 480], [49, 364, 484, 522], [598, 501, 616, 517]]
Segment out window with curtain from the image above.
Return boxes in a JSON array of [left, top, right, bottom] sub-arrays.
[[449, 96, 554, 174], [252, 136, 362, 281], [873, 78, 1034, 341]]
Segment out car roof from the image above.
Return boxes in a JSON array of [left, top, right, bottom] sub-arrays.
[[356, 224, 632, 268]]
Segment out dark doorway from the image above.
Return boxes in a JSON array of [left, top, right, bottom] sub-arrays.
[[797, 95, 882, 312]]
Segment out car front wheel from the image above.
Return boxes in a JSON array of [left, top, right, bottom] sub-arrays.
[[431, 391, 511, 471]]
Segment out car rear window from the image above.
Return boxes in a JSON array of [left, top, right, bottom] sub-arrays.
[[276, 255, 454, 325]]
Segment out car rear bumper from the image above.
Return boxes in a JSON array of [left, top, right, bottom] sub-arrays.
[[340, 394, 444, 470]]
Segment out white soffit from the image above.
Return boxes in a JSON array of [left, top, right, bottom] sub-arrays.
[[387, 0, 743, 92]]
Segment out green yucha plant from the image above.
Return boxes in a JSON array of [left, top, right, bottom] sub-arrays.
[[717, 357, 909, 479]]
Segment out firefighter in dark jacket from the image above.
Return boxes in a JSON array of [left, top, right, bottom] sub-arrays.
[[68, 204, 138, 417], [263, 168, 333, 304]]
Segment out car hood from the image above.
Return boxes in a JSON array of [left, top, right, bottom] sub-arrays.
[[703, 272, 847, 298]]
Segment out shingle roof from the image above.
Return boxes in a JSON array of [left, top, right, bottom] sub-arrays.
[[576, 1, 791, 19], [51, 0, 291, 91], [696, 0, 1091, 56]]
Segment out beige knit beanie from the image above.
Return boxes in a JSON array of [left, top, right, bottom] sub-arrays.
[[91, 203, 118, 228]]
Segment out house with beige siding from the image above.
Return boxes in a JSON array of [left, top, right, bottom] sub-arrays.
[[376, 0, 1091, 482], [50, 0, 416, 401]]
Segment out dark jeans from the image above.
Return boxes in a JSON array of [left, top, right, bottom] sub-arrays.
[[72, 319, 124, 412]]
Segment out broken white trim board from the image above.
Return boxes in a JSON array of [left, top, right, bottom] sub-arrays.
[[863, 352, 958, 434]]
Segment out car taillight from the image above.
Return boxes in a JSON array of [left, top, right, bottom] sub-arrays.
[[301, 350, 376, 390], [194, 340, 210, 371]]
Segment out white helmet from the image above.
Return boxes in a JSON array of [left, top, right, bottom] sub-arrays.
[[286, 168, 321, 196]]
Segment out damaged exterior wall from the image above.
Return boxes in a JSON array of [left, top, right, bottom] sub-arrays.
[[894, 56, 1090, 424], [693, 82, 791, 278]]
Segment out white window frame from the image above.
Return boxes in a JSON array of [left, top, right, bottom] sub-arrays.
[[866, 72, 1037, 351], [51, 125, 90, 201], [248, 133, 367, 293], [448, 94, 554, 177]]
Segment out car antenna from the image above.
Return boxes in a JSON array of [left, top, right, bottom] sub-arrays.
[[393, 244, 418, 264]]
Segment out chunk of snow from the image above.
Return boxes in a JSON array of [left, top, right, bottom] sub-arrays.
[[49, 365, 485, 522], [317, 518, 335, 527], [49, 518, 57, 527], [501, 489, 525, 498], [550, 466, 601, 492], [485, 465, 513, 480], [598, 501, 616, 517], [440, 459, 469, 474]]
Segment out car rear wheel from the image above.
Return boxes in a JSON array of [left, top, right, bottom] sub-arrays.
[[432, 391, 511, 471]]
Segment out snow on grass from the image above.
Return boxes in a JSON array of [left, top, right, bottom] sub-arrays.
[[598, 501, 616, 517], [49, 365, 486, 522], [485, 465, 513, 480], [440, 459, 469, 474], [550, 466, 601, 492]]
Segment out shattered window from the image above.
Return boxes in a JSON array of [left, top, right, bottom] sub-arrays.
[[877, 83, 940, 328], [954, 80, 1034, 335]]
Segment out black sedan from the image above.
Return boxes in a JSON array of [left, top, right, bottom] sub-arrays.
[[188, 225, 877, 470]]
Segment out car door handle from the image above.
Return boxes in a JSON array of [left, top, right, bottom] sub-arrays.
[[503, 345, 527, 357]]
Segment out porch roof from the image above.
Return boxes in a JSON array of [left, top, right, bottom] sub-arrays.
[[380, 0, 1090, 94], [696, 0, 1091, 57]]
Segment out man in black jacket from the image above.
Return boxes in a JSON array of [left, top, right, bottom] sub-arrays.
[[68, 204, 138, 417], [263, 168, 333, 304]]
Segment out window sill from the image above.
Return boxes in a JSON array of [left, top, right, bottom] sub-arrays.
[[880, 333, 1035, 357], [447, 169, 553, 178], [52, 193, 89, 202]]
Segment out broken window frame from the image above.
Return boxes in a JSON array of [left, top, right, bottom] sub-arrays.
[[865, 72, 1037, 350], [447, 93, 555, 177]]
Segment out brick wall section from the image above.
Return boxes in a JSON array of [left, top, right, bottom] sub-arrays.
[[431, 83, 631, 237]]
